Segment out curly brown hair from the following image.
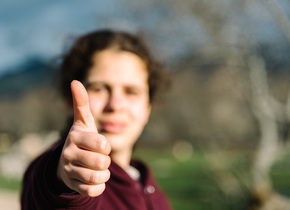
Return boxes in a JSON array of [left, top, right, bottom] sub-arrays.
[[59, 29, 170, 104]]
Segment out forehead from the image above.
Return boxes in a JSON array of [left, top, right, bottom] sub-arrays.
[[86, 50, 148, 87]]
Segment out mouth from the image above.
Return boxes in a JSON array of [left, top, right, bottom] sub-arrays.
[[98, 121, 126, 134]]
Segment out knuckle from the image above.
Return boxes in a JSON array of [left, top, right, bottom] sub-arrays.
[[86, 187, 97, 197], [86, 184, 106, 197], [62, 149, 71, 161], [94, 154, 111, 170], [88, 171, 100, 184], [94, 156, 106, 169], [63, 164, 71, 174], [67, 130, 77, 141], [107, 156, 111, 167], [67, 130, 81, 144], [98, 135, 110, 153], [105, 169, 111, 182]]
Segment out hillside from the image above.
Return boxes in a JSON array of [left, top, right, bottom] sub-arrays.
[[0, 57, 57, 99]]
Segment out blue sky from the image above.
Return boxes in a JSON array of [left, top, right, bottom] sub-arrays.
[[0, 0, 288, 76], [0, 0, 225, 76], [0, 0, 202, 76], [0, 0, 136, 75]]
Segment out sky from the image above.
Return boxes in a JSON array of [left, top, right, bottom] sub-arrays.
[[0, 0, 202, 77], [0, 0, 134, 76], [0, 0, 289, 77]]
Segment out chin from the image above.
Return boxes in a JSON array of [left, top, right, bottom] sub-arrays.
[[104, 134, 137, 152]]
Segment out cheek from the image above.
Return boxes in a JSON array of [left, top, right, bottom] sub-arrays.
[[131, 104, 151, 124], [88, 96, 104, 117]]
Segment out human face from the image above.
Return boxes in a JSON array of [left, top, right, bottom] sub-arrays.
[[84, 49, 151, 154]]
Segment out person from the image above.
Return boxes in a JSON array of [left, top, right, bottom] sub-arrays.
[[21, 29, 171, 210]]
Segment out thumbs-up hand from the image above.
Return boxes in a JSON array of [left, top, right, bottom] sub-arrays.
[[57, 80, 111, 197]]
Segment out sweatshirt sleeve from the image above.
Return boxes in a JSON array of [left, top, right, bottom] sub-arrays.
[[21, 141, 101, 210]]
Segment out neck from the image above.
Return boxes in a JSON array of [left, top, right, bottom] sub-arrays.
[[110, 148, 132, 169]]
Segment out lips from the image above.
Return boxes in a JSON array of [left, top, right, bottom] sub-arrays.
[[99, 121, 126, 133]]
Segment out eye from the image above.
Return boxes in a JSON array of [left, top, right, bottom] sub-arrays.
[[125, 87, 141, 96], [87, 83, 107, 93]]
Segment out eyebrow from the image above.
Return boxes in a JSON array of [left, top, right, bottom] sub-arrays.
[[83, 81, 104, 88], [85, 80, 146, 89]]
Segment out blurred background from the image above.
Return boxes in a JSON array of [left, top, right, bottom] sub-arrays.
[[1, 0, 290, 209]]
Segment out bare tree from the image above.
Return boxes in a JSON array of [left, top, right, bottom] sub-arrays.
[[148, 0, 290, 208]]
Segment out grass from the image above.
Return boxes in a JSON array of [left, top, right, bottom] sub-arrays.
[[133, 148, 252, 210], [0, 175, 21, 191], [270, 152, 290, 197]]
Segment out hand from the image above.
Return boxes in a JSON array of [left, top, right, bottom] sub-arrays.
[[57, 80, 111, 197]]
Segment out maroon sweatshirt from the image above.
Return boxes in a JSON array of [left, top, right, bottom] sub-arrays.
[[21, 140, 171, 210]]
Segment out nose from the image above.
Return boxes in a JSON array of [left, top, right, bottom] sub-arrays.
[[104, 90, 126, 112]]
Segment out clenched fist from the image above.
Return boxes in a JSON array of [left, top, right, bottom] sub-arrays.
[[57, 80, 111, 197]]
